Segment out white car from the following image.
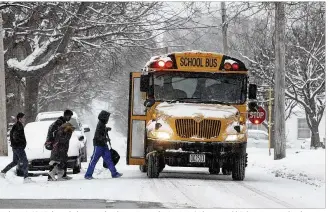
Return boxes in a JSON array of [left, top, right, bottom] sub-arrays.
[[247, 129, 269, 148], [35, 111, 90, 162], [17, 121, 84, 175]]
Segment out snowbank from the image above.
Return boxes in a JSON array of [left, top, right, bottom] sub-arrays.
[[247, 148, 325, 187]]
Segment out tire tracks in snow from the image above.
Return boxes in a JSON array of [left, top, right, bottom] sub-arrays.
[[147, 178, 198, 208], [235, 181, 294, 208]]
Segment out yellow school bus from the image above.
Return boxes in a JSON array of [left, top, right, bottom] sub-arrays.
[[127, 51, 259, 181]]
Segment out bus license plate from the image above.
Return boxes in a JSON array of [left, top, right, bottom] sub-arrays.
[[189, 154, 205, 163]]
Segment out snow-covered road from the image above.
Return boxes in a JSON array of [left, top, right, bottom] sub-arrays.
[[0, 156, 325, 209], [0, 126, 325, 209]]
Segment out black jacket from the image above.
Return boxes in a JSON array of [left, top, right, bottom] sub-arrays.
[[50, 123, 74, 163], [93, 110, 110, 147], [46, 116, 66, 142], [10, 121, 26, 149]]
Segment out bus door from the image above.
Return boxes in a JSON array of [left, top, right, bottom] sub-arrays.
[[127, 72, 147, 165]]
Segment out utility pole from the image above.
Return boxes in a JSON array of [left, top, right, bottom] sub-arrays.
[[221, 2, 228, 54], [268, 88, 272, 156], [274, 2, 286, 160], [0, 13, 8, 156]]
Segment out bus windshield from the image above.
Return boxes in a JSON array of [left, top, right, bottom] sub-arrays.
[[153, 72, 247, 104]]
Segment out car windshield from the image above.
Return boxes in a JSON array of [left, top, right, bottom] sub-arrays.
[[39, 117, 80, 130], [153, 72, 247, 104]]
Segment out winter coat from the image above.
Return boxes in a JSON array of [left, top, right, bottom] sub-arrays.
[[10, 121, 26, 149], [46, 116, 66, 142], [93, 110, 110, 147], [50, 123, 74, 164]]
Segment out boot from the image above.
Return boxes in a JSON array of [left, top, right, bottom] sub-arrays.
[[23, 177, 34, 183], [57, 169, 66, 181], [48, 166, 58, 181]]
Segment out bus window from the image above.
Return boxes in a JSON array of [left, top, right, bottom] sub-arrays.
[[133, 78, 145, 116], [131, 120, 145, 158]]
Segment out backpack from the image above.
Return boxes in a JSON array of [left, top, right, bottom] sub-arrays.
[[103, 133, 120, 168], [44, 124, 59, 151]]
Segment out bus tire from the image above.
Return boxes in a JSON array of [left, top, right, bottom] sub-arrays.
[[232, 155, 246, 181], [147, 153, 159, 178], [139, 164, 147, 173]]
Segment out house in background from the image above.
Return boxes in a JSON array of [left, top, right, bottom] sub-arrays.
[[247, 107, 326, 149]]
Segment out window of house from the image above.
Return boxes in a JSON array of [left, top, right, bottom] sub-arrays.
[[297, 118, 311, 139]]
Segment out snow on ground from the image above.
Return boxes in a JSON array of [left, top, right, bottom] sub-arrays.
[[247, 148, 325, 187], [0, 131, 325, 209], [0, 102, 325, 208]]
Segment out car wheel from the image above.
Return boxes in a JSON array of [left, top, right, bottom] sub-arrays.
[[16, 166, 24, 177], [81, 145, 87, 162], [73, 159, 81, 174]]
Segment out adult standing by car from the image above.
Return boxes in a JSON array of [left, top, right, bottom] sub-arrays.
[[0, 113, 33, 183], [84, 110, 122, 179], [46, 109, 73, 180], [48, 123, 75, 181]]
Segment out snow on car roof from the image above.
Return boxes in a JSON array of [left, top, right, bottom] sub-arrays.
[[24, 121, 54, 147], [36, 111, 78, 120]]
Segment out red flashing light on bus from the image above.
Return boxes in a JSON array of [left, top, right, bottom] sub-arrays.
[[150, 59, 173, 69], [232, 63, 239, 70], [165, 61, 173, 68]]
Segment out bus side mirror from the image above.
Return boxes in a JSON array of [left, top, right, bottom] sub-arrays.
[[140, 75, 149, 92], [248, 84, 257, 100], [144, 98, 155, 107], [248, 102, 259, 112]]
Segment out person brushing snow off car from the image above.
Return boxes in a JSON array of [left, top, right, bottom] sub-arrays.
[[84, 110, 122, 179]]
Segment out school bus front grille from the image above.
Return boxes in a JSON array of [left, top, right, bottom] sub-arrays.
[[175, 119, 221, 139]]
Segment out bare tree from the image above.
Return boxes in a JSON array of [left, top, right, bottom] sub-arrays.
[[285, 2, 325, 148], [1, 2, 195, 122]]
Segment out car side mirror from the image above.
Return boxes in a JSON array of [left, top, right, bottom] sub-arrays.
[[248, 84, 257, 100], [140, 75, 150, 92], [78, 136, 84, 141], [144, 98, 155, 108], [84, 127, 90, 133]]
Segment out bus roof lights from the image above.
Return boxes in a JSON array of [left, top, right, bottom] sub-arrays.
[[158, 60, 165, 67], [232, 63, 239, 70], [165, 61, 173, 68], [224, 62, 232, 70]]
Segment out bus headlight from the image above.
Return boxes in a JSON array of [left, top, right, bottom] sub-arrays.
[[150, 131, 171, 140]]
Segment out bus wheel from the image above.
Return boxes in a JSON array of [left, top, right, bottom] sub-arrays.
[[147, 153, 160, 178], [139, 165, 147, 173], [209, 167, 220, 175], [232, 155, 246, 181]]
